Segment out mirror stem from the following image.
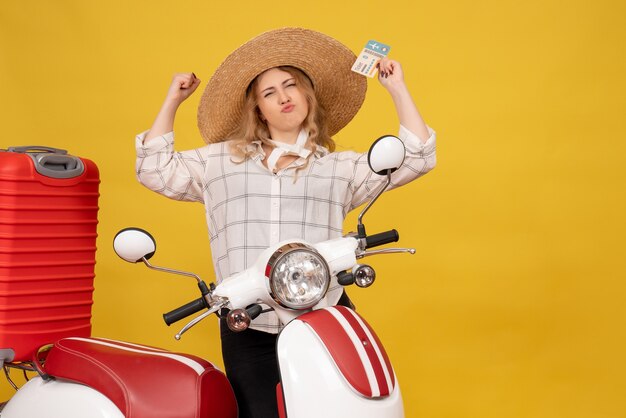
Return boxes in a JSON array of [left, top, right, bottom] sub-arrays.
[[141, 257, 204, 285], [357, 169, 392, 238]]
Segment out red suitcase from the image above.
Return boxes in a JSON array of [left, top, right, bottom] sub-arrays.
[[0, 146, 100, 363]]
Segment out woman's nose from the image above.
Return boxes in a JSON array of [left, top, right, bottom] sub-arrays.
[[278, 89, 290, 104]]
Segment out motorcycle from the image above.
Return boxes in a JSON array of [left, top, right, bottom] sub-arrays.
[[1, 134, 414, 418]]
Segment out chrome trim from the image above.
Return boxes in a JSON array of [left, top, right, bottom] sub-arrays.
[[265, 242, 331, 310], [356, 247, 416, 259], [141, 257, 218, 305], [226, 308, 251, 332], [142, 257, 203, 284], [175, 303, 224, 340], [357, 170, 391, 226], [353, 264, 376, 288]]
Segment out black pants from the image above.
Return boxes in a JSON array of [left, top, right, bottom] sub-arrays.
[[219, 293, 354, 418], [220, 322, 280, 418]]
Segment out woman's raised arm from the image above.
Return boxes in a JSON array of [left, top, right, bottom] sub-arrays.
[[144, 73, 202, 143], [377, 59, 430, 143]]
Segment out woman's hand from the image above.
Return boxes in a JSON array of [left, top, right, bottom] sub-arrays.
[[165, 73, 202, 106], [377, 58, 406, 93], [143, 73, 201, 143]]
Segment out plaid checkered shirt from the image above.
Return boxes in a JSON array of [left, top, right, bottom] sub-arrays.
[[135, 125, 436, 332]]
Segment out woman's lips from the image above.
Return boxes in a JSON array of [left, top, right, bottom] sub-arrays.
[[281, 104, 295, 113]]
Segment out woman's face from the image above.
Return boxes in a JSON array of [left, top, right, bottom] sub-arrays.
[[255, 68, 309, 138]]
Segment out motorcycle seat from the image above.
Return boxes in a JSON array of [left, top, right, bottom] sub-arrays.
[[42, 337, 237, 418]]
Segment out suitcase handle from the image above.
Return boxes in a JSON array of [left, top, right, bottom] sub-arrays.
[[7, 145, 68, 155], [5, 145, 86, 179], [33, 154, 85, 178]]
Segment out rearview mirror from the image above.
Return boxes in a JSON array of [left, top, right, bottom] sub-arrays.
[[367, 135, 405, 175], [357, 135, 407, 238], [113, 227, 156, 263]]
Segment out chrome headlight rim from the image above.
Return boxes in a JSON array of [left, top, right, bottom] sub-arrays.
[[266, 242, 331, 310]]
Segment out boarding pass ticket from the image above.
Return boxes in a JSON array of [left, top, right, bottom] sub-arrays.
[[351, 40, 391, 78]]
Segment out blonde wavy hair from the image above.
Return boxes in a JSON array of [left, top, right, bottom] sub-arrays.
[[227, 66, 334, 161]]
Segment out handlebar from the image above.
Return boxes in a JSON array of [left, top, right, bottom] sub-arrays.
[[365, 229, 399, 249], [163, 297, 208, 326]]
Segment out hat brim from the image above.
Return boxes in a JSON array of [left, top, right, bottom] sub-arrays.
[[197, 27, 367, 144]]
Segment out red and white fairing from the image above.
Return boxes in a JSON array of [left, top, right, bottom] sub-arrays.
[[276, 306, 404, 418], [215, 235, 405, 417]]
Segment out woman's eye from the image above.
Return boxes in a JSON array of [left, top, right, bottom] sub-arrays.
[[286, 83, 296, 88], [264, 92, 274, 98]]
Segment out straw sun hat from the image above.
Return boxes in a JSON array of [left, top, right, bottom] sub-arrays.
[[197, 27, 367, 144]]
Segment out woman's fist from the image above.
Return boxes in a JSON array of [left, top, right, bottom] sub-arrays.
[[165, 73, 201, 105], [377, 59, 406, 92]]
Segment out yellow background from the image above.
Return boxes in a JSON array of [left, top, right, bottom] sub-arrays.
[[2, 0, 625, 417]]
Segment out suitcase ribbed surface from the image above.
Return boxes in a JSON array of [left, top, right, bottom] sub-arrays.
[[0, 147, 100, 361]]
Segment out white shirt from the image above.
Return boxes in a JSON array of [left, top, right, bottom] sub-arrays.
[[135, 125, 436, 332]]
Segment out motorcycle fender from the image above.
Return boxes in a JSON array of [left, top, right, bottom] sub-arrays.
[[276, 308, 404, 418], [1, 376, 124, 418]]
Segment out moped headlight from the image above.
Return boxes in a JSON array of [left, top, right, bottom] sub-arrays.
[[266, 243, 330, 310]]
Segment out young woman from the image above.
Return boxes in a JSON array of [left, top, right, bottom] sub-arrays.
[[136, 28, 436, 418]]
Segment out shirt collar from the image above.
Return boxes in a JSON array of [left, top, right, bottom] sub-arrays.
[[247, 140, 329, 160]]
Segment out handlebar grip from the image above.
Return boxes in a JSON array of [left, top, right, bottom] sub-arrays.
[[163, 297, 207, 326], [246, 304, 263, 320], [365, 229, 399, 249]]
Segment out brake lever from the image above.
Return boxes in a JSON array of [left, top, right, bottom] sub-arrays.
[[174, 302, 226, 340], [356, 247, 416, 259]]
